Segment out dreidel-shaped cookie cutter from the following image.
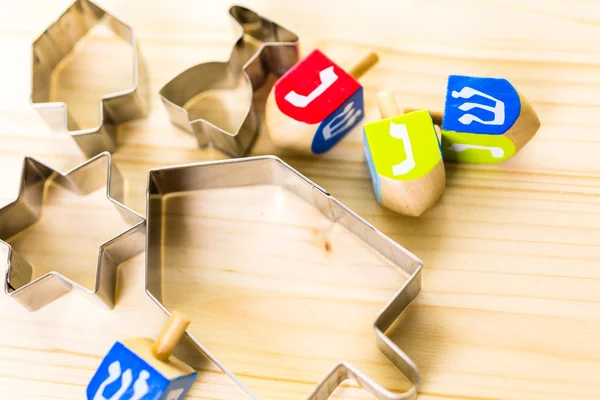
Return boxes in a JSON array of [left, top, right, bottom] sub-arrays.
[[144, 156, 422, 399], [1, 152, 145, 311], [31, 0, 148, 158], [159, 6, 299, 157]]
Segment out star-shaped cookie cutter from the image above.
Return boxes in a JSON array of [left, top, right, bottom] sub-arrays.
[[2, 152, 145, 312], [144, 156, 422, 399], [159, 6, 299, 157], [31, 0, 148, 158]]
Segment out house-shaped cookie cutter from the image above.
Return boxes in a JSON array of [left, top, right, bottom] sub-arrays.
[[31, 0, 147, 158], [144, 156, 422, 399]]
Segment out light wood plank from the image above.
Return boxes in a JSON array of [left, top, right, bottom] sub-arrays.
[[1, 0, 600, 399]]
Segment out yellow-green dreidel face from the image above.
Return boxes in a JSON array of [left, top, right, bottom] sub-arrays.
[[441, 75, 522, 163], [363, 110, 442, 203], [441, 130, 516, 163]]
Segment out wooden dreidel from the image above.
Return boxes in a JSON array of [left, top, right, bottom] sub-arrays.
[[266, 49, 379, 154], [363, 91, 445, 216], [437, 74, 540, 163], [87, 312, 197, 400]]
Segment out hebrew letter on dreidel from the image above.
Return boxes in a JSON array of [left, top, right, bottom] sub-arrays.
[[322, 101, 363, 140], [451, 87, 505, 126], [390, 122, 416, 176], [129, 370, 151, 400], [93, 361, 133, 400], [447, 143, 504, 158], [285, 66, 338, 108]]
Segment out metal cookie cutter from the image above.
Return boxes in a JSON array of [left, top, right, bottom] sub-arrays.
[[159, 6, 299, 157], [144, 156, 422, 399], [31, 0, 147, 158], [1, 152, 145, 312]]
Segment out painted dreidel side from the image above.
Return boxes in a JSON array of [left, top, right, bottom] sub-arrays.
[[441, 75, 540, 163], [87, 312, 197, 400], [266, 49, 379, 154], [363, 91, 445, 217]]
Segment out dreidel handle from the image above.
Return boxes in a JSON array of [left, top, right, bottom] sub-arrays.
[[376, 91, 401, 119], [348, 50, 379, 80], [152, 311, 191, 361], [378, 91, 443, 141]]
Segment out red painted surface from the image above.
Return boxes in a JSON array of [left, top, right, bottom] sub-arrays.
[[274, 49, 360, 124]]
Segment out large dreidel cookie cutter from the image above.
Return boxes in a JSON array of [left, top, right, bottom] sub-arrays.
[[1, 152, 145, 311], [144, 156, 423, 399], [159, 6, 299, 157], [31, 0, 148, 158]]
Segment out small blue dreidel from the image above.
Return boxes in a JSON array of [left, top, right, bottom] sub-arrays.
[[87, 312, 197, 400], [408, 74, 540, 163], [440, 75, 540, 163]]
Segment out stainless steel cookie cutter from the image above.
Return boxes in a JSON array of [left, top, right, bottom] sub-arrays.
[[144, 156, 422, 399], [1, 152, 145, 312], [31, 0, 148, 158], [159, 6, 299, 157]]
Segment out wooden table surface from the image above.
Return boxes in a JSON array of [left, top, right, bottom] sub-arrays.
[[2, 0, 600, 399]]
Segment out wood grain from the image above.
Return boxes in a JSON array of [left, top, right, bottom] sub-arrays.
[[161, 185, 412, 399], [1, 0, 600, 399]]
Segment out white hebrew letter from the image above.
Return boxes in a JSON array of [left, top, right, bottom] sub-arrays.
[[322, 101, 362, 140], [165, 388, 185, 400], [129, 370, 150, 400], [390, 122, 416, 176], [284, 66, 338, 108], [447, 143, 504, 158], [93, 361, 133, 400], [451, 87, 505, 126]]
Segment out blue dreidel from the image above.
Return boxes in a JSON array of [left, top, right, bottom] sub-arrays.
[[408, 74, 540, 163], [87, 312, 197, 400]]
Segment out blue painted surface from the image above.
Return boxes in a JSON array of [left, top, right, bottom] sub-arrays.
[[311, 87, 364, 154], [363, 129, 382, 204], [442, 75, 521, 135], [87, 342, 196, 400]]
